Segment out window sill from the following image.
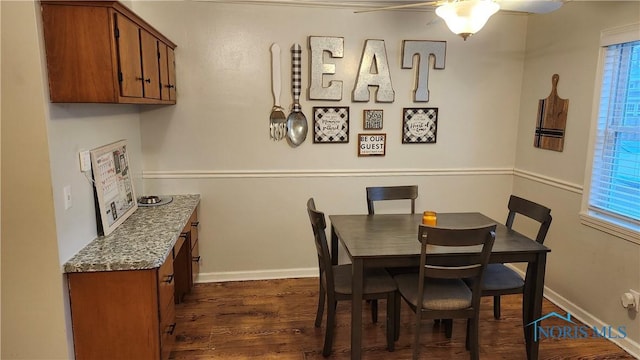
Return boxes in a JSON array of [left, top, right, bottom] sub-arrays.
[[579, 211, 640, 245]]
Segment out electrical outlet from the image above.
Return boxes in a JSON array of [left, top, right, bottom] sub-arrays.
[[79, 150, 91, 172]]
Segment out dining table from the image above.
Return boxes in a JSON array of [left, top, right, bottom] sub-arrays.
[[329, 212, 550, 360]]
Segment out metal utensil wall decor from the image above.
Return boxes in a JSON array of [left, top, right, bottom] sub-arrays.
[[286, 43, 308, 146], [269, 43, 287, 141]]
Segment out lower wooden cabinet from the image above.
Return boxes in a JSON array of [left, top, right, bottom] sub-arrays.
[[67, 255, 175, 360], [67, 207, 200, 359], [174, 207, 200, 303]]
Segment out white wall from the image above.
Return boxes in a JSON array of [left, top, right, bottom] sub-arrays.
[[134, 1, 527, 276], [514, 1, 640, 354]]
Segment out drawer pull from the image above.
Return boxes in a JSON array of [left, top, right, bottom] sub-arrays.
[[192, 256, 201, 263], [165, 274, 174, 284], [145, 78, 151, 83], [191, 221, 200, 228], [179, 232, 188, 239], [167, 323, 177, 335]]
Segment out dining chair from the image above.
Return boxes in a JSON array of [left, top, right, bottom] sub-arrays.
[[365, 185, 419, 321], [394, 223, 496, 360], [366, 185, 418, 215], [476, 195, 552, 320], [306, 198, 399, 356]]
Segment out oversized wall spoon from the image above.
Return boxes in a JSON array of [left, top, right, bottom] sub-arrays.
[[286, 43, 308, 147]]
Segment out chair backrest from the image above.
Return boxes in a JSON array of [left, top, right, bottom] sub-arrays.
[[505, 195, 552, 244], [417, 224, 496, 311], [306, 198, 335, 293], [366, 185, 418, 215]]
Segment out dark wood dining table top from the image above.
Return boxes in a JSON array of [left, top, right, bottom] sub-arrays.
[[329, 212, 550, 260]]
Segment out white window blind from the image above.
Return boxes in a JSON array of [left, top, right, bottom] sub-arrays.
[[588, 39, 640, 225]]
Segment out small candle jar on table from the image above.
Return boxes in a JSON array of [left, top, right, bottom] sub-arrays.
[[422, 211, 437, 226]]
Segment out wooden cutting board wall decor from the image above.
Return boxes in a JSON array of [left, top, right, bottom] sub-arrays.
[[534, 74, 569, 151]]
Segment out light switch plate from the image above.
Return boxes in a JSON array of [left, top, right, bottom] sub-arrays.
[[63, 185, 72, 210], [79, 150, 91, 172]]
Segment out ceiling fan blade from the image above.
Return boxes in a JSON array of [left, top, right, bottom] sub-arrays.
[[354, 1, 439, 13], [499, 0, 563, 14]]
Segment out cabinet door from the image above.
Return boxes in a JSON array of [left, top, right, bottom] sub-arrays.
[[140, 29, 161, 99], [68, 270, 161, 360], [159, 42, 170, 100], [167, 47, 177, 100], [115, 13, 143, 98], [191, 214, 200, 284]]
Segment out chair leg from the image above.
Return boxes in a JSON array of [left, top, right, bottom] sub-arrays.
[[315, 282, 325, 328], [468, 318, 479, 360], [493, 295, 501, 319], [322, 299, 337, 357], [465, 319, 470, 350], [394, 293, 401, 341], [371, 299, 378, 323], [386, 294, 395, 352], [412, 311, 422, 360], [444, 319, 453, 339]]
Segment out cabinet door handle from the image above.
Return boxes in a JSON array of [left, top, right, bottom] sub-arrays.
[[165, 274, 174, 284], [145, 78, 151, 83], [192, 256, 201, 263], [179, 232, 188, 239], [135, 77, 144, 81], [166, 84, 175, 89], [167, 323, 177, 335], [191, 221, 199, 228]]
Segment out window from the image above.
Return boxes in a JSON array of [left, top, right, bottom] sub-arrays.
[[582, 24, 640, 243]]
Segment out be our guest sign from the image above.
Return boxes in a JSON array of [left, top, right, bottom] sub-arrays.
[[358, 133, 386, 156]]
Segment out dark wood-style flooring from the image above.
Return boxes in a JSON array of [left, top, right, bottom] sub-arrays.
[[170, 278, 634, 359]]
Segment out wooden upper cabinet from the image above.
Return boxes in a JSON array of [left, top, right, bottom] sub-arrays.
[[41, 1, 177, 105], [158, 43, 177, 102]]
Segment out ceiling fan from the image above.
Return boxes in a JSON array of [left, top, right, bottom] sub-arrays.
[[356, 0, 564, 40]]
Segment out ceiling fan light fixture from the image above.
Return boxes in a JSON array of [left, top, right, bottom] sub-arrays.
[[435, 0, 500, 40]]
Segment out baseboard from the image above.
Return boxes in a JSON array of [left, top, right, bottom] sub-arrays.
[[505, 265, 640, 359], [196, 267, 318, 283]]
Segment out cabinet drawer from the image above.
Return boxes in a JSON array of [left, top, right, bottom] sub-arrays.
[[160, 299, 176, 360], [190, 211, 199, 245], [191, 239, 200, 284], [158, 255, 174, 311]]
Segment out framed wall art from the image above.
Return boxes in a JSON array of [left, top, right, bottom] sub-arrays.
[[358, 133, 386, 157], [402, 107, 437, 144], [90, 139, 137, 236], [313, 106, 349, 143], [363, 109, 383, 130]]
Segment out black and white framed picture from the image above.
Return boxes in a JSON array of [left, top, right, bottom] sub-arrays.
[[313, 106, 349, 143], [402, 107, 437, 144], [363, 109, 383, 130]]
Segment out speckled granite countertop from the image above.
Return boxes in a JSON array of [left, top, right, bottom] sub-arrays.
[[64, 194, 200, 273]]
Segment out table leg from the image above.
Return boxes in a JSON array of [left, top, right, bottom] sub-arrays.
[[351, 259, 364, 360], [523, 253, 547, 360], [331, 225, 338, 266]]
